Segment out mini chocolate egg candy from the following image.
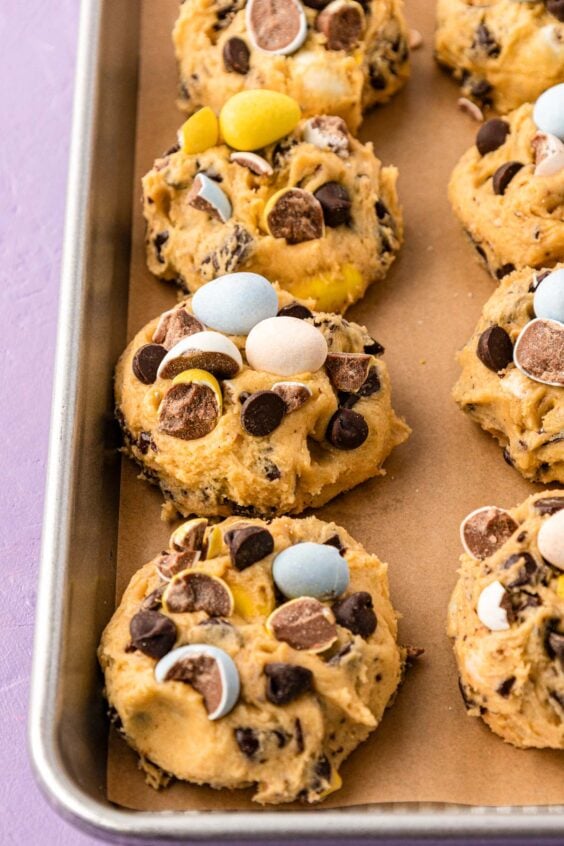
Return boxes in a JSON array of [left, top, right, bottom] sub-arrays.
[[230, 151, 273, 176], [154, 644, 240, 720], [476, 580, 510, 631], [157, 331, 243, 379], [273, 542, 349, 600], [266, 597, 338, 651], [537, 509, 564, 570], [245, 316, 328, 375], [460, 506, 518, 560], [192, 273, 278, 335], [178, 107, 219, 155], [246, 0, 308, 56], [532, 132, 564, 177], [170, 517, 208, 552], [513, 318, 564, 387], [533, 268, 564, 323], [187, 173, 232, 222], [163, 570, 235, 616], [533, 83, 564, 141], [219, 90, 301, 151]]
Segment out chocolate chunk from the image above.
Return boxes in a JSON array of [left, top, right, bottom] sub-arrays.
[[264, 458, 281, 480], [304, 114, 350, 156], [503, 552, 539, 587], [272, 381, 312, 413], [316, 0, 364, 51], [164, 571, 233, 616], [326, 408, 368, 449], [158, 383, 220, 441], [462, 507, 518, 559], [241, 390, 286, 436], [129, 610, 176, 659], [165, 654, 223, 715], [495, 263, 515, 280], [294, 717, 304, 752], [547, 0, 564, 21], [247, 0, 306, 53], [159, 349, 239, 379], [363, 338, 384, 355], [496, 676, 515, 698], [141, 586, 165, 611], [514, 319, 564, 386], [374, 200, 389, 221], [325, 352, 372, 393], [152, 308, 204, 349], [264, 662, 313, 704], [357, 366, 380, 397], [492, 161, 524, 196], [470, 78, 493, 104], [476, 325, 513, 372], [223, 36, 250, 73], [225, 525, 274, 570], [154, 231, 169, 263], [313, 182, 352, 227], [200, 224, 254, 281], [156, 550, 200, 580], [534, 496, 564, 515], [332, 591, 377, 637], [324, 533, 344, 551], [132, 344, 167, 384], [268, 597, 337, 651], [303, 0, 330, 7], [235, 727, 260, 758], [474, 23, 500, 57], [267, 188, 324, 244], [277, 302, 313, 320], [545, 620, 564, 661]]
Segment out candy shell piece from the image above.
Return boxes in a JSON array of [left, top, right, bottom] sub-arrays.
[[460, 506, 518, 560], [192, 273, 278, 335], [533, 268, 564, 323], [513, 317, 564, 387], [273, 542, 349, 600], [163, 570, 235, 616], [172, 369, 223, 412], [154, 644, 240, 720], [532, 132, 564, 177], [476, 580, 510, 631], [157, 331, 243, 379], [537, 509, 564, 570], [178, 107, 219, 155], [246, 0, 308, 56], [187, 173, 232, 223], [266, 596, 338, 652], [219, 90, 301, 151], [246, 316, 328, 375], [230, 151, 273, 176], [533, 83, 564, 141]]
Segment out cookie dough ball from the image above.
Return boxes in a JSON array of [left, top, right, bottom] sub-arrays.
[[435, 0, 564, 113], [99, 515, 408, 803], [173, 0, 410, 133], [116, 278, 410, 517], [448, 491, 564, 749], [449, 99, 564, 279], [143, 95, 403, 313], [453, 265, 564, 483]]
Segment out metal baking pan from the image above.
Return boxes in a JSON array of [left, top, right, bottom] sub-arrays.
[[29, 0, 564, 840]]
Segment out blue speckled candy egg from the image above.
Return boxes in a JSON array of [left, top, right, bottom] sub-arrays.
[[534, 268, 564, 323], [272, 542, 349, 600], [192, 273, 278, 336], [154, 644, 240, 720], [533, 84, 564, 141]]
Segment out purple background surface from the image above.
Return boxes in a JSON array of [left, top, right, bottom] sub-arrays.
[[0, 1, 559, 844]]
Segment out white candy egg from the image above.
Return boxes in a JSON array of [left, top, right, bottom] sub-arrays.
[[476, 580, 510, 631], [245, 316, 328, 375], [533, 268, 564, 323], [154, 644, 240, 720], [533, 83, 564, 141], [537, 509, 564, 570], [192, 273, 278, 335]]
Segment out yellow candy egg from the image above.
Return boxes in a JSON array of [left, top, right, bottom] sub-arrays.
[[230, 583, 275, 621], [205, 524, 225, 560], [285, 263, 365, 313], [178, 107, 219, 155], [172, 368, 223, 412], [318, 769, 343, 799], [219, 90, 301, 151]]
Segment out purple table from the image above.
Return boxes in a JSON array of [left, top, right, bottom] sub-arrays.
[[0, 2, 557, 844]]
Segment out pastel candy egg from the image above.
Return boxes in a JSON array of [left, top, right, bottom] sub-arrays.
[[273, 542, 349, 600], [154, 644, 240, 720], [537, 509, 564, 570], [178, 107, 219, 155], [246, 316, 328, 375], [192, 273, 278, 335], [476, 580, 510, 631], [533, 268, 564, 323], [157, 331, 243, 379], [533, 84, 564, 141], [219, 90, 301, 151]]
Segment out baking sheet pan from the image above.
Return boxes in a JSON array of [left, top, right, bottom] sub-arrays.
[[29, 0, 564, 840]]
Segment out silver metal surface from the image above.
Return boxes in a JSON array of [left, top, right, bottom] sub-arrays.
[[29, 0, 564, 840]]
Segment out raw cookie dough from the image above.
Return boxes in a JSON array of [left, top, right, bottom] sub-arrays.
[[143, 113, 403, 313], [99, 515, 408, 804], [449, 105, 564, 279], [173, 0, 410, 133], [453, 265, 564, 483], [435, 0, 564, 113], [448, 491, 564, 749], [116, 285, 410, 517]]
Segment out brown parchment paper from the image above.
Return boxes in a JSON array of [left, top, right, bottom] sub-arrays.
[[108, 0, 564, 811]]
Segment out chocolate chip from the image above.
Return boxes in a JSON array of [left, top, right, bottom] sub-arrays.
[[316, 0, 364, 51], [496, 263, 515, 280], [357, 366, 380, 397], [156, 550, 200, 580], [470, 78, 492, 103], [129, 610, 176, 659], [332, 591, 377, 637], [326, 408, 368, 449], [225, 525, 274, 570], [294, 717, 304, 752], [152, 308, 204, 349], [223, 36, 250, 73], [241, 391, 286, 436], [267, 188, 324, 244], [268, 597, 337, 651], [474, 23, 500, 57], [164, 571, 232, 615], [476, 325, 513, 372], [547, 0, 564, 21], [363, 338, 384, 355], [313, 182, 352, 227], [264, 662, 313, 704], [158, 383, 220, 440], [496, 676, 515, 697], [132, 344, 167, 384], [277, 302, 313, 320], [264, 459, 281, 480], [503, 552, 539, 588], [545, 620, 564, 661], [325, 352, 371, 393], [475, 119, 510, 156], [375, 200, 389, 220], [324, 533, 344, 551], [303, 0, 330, 7], [492, 161, 524, 196], [235, 727, 260, 758], [154, 231, 169, 263], [514, 319, 564, 386], [534, 496, 564, 515]]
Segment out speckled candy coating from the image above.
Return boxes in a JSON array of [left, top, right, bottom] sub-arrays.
[[192, 272, 279, 335]]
